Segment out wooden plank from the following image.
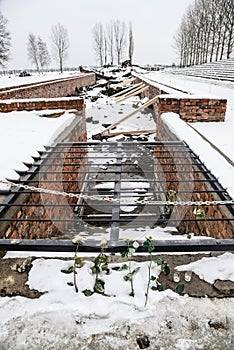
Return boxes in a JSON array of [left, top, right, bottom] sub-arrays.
[[102, 129, 156, 137], [115, 85, 149, 103], [110, 77, 136, 89], [111, 83, 144, 99], [101, 95, 159, 136]]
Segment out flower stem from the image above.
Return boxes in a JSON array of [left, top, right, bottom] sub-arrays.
[[73, 244, 79, 293], [144, 257, 152, 307]]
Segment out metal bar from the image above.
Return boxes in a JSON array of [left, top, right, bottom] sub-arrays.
[[0, 218, 233, 223], [110, 144, 122, 242], [0, 238, 233, 253], [17, 170, 212, 176], [40, 150, 193, 155], [14, 179, 219, 184]]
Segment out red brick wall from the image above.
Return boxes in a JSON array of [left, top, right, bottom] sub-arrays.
[[0, 113, 88, 239], [136, 76, 227, 122], [0, 98, 84, 113], [157, 96, 226, 122], [155, 120, 234, 239], [0, 73, 96, 100]]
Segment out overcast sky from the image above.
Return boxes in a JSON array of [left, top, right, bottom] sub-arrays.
[[1, 0, 194, 70]]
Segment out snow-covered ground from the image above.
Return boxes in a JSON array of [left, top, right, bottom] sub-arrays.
[[0, 110, 77, 191], [0, 71, 234, 349], [0, 71, 81, 89], [0, 252, 234, 349]]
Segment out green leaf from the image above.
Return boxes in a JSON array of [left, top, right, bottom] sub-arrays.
[[121, 250, 128, 258], [157, 283, 164, 292], [150, 275, 157, 281], [82, 289, 94, 297], [101, 264, 110, 274], [164, 265, 170, 276], [74, 256, 84, 268], [143, 240, 154, 254], [61, 266, 75, 274], [112, 264, 128, 271], [91, 265, 100, 274], [94, 279, 105, 294], [154, 258, 162, 266], [128, 247, 136, 256], [176, 284, 185, 294], [123, 267, 140, 281]]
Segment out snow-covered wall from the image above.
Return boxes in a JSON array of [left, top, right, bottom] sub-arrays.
[[0, 73, 96, 100], [0, 97, 84, 113]]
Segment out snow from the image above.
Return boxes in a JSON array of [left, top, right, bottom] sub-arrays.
[[0, 71, 82, 89], [136, 71, 234, 164], [136, 70, 234, 199], [0, 110, 76, 191], [176, 252, 234, 284], [161, 112, 234, 198]]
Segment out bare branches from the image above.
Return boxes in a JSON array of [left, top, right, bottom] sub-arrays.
[[92, 20, 134, 67], [0, 12, 11, 67], [174, 0, 234, 67], [27, 34, 50, 73], [93, 23, 104, 66], [128, 22, 134, 65], [51, 24, 69, 73]]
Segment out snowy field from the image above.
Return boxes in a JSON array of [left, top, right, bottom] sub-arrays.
[[0, 71, 234, 349], [0, 71, 81, 88]]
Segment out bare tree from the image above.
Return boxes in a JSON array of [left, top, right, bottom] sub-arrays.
[[37, 37, 50, 73], [51, 23, 69, 73], [0, 12, 11, 67], [174, 0, 234, 66], [106, 21, 114, 65], [223, 0, 234, 59], [128, 22, 134, 65], [113, 20, 127, 65], [92, 23, 104, 66], [27, 33, 40, 73]]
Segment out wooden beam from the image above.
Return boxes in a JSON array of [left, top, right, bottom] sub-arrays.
[[111, 82, 144, 99], [111, 77, 136, 89], [101, 95, 159, 136], [102, 129, 156, 137], [115, 85, 148, 103]]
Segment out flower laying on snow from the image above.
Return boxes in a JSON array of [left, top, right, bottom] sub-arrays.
[[72, 235, 86, 244], [99, 238, 108, 248], [132, 241, 140, 249]]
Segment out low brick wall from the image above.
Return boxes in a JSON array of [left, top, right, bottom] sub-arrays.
[[0, 97, 84, 113], [155, 119, 234, 239], [0, 113, 88, 239], [154, 96, 226, 122], [0, 73, 96, 100], [135, 76, 227, 122]]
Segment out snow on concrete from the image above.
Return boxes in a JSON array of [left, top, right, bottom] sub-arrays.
[[176, 252, 234, 284], [0, 71, 82, 89], [161, 112, 234, 198], [0, 110, 76, 191]]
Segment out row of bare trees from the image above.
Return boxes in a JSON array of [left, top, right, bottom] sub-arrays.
[[93, 20, 134, 66], [0, 12, 11, 67], [28, 24, 69, 74], [174, 0, 234, 67], [0, 11, 69, 73]]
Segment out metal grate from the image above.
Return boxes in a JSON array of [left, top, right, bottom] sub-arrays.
[[0, 141, 234, 252]]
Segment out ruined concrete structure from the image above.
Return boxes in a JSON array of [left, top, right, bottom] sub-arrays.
[[0, 72, 233, 241]]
